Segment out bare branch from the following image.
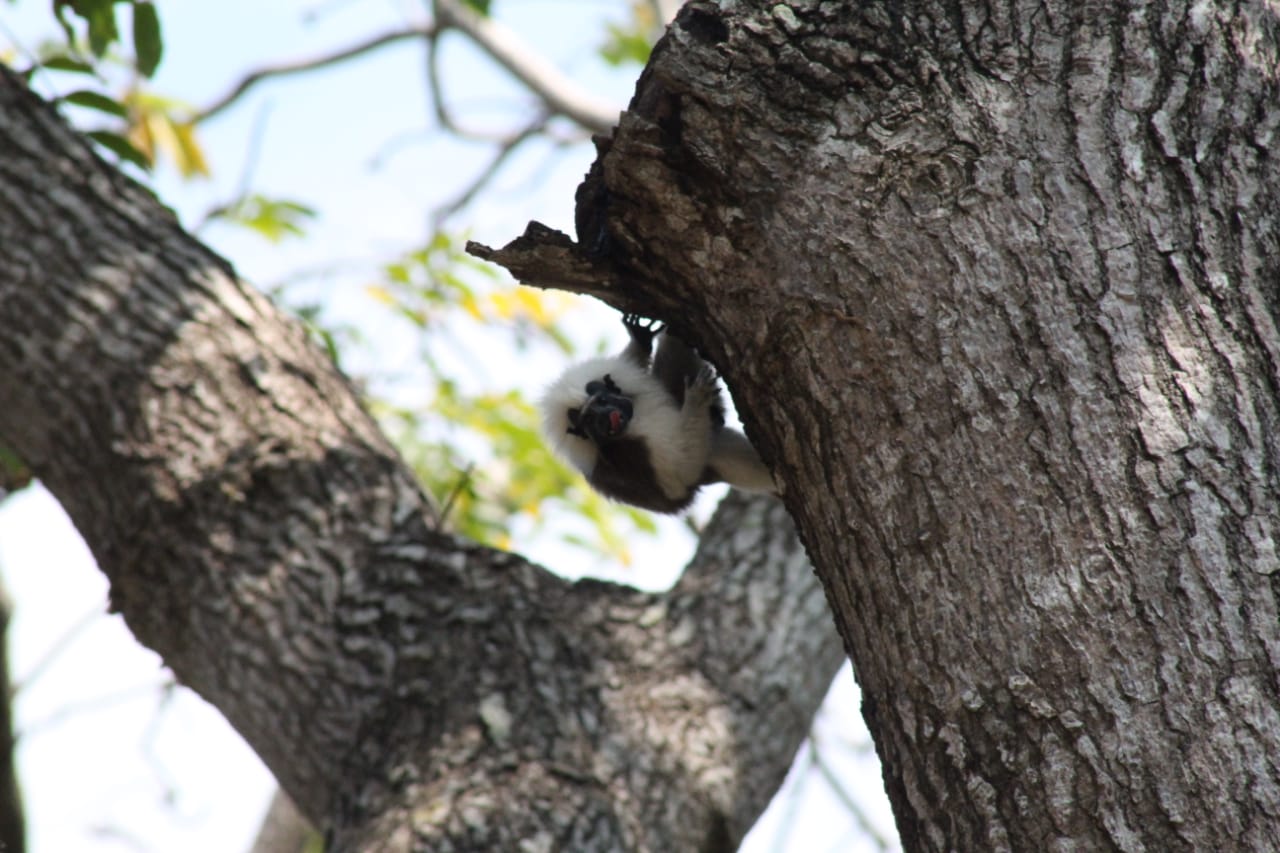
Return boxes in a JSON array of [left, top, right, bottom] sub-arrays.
[[420, 37, 586, 145], [193, 25, 439, 125], [429, 118, 548, 230], [424, 27, 499, 141], [432, 0, 620, 133], [16, 678, 175, 742]]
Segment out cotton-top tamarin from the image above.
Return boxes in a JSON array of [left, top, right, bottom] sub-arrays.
[[541, 315, 775, 513]]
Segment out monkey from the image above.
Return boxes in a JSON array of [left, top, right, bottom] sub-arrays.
[[540, 314, 776, 513]]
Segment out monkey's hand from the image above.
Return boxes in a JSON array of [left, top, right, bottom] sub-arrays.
[[622, 313, 664, 348], [683, 363, 721, 412]]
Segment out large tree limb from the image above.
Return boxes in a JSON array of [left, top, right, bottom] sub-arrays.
[[0, 65, 840, 850]]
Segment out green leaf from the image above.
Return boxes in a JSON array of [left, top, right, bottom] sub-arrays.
[[63, 88, 128, 117], [600, 21, 652, 67], [216, 195, 317, 243], [84, 0, 121, 57], [52, 0, 122, 56], [86, 130, 151, 170], [42, 55, 98, 75], [132, 1, 162, 77], [460, 0, 491, 14], [52, 1, 79, 46]]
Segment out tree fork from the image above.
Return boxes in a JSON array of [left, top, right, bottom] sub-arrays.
[[0, 58, 843, 851]]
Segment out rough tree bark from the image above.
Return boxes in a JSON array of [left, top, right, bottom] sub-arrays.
[[0, 66, 841, 853], [476, 0, 1280, 850]]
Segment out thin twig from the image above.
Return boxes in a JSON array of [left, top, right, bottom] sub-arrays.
[[193, 25, 439, 125], [810, 731, 894, 852], [422, 31, 551, 143], [435, 464, 474, 531], [194, 100, 275, 233], [768, 738, 815, 853], [425, 28, 460, 136], [10, 603, 104, 698], [194, 5, 618, 144], [432, 0, 619, 133], [429, 118, 547, 231], [15, 676, 175, 743]]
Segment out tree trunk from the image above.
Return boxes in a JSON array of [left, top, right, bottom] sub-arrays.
[[478, 0, 1280, 850], [0, 63, 842, 850]]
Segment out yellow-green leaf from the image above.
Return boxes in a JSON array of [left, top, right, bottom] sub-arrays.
[[171, 120, 208, 176]]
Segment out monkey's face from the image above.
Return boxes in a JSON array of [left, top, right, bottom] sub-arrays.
[[568, 380, 634, 444]]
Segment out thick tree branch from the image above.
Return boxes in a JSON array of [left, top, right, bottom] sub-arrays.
[[0, 65, 839, 850]]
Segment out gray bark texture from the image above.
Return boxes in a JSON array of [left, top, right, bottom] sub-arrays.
[[0, 62, 840, 853], [475, 0, 1280, 850]]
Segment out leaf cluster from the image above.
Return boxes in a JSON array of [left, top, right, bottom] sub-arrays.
[[15, 1, 191, 172], [53, 0, 161, 75]]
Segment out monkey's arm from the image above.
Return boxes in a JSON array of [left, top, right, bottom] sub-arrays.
[[707, 429, 777, 493], [653, 333, 771, 492], [651, 332, 722, 419]]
